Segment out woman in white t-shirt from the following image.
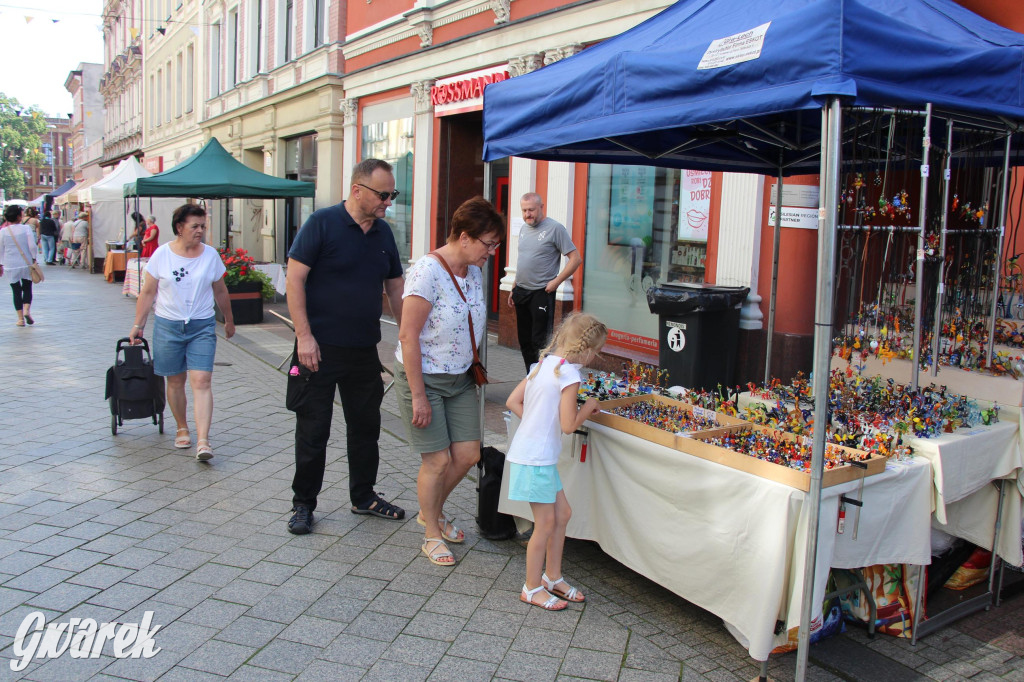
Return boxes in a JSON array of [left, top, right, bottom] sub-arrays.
[[128, 204, 235, 461], [0, 204, 39, 326], [394, 197, 505, 567]]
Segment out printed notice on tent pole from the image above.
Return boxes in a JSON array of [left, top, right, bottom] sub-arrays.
[[697, 22, 771, 70]]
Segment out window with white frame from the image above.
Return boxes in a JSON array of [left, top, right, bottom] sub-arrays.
[[228, 8, 239, 86], [176, 52, 183, 117], [156, 69, 163, 126], [210, 22, 222, 96], [248, 0, 263, 75], [185, 44, 194, 112], [165, 60, 172, 122]]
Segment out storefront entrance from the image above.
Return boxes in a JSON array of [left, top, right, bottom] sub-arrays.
[[437, 111, 509, 317]]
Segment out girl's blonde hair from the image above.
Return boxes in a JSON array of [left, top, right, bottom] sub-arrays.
[[528, 312, 607, 380]]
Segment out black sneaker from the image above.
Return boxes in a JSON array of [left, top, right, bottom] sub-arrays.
[[288, 505, 314, 534]]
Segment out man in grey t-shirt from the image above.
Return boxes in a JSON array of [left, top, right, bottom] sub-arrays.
[[507, 192, 582, 371]]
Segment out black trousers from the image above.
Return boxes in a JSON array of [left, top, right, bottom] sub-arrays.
[[513, 286, 556, 371], [291, 344, 385, 511], [10, 279, 32, 311]]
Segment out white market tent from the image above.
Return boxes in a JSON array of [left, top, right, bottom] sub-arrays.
[[85, 158, 180, 248]]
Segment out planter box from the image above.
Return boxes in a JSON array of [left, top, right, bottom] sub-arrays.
[[680, 423, 887, 491], [588, 394, 749, 450], [216, 281, 264, 324]]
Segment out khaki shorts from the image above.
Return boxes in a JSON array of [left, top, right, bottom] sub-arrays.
[[394, 362, 480, 453]]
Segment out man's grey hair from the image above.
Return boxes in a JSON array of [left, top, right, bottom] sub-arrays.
[[351, 159, 393, 186], [521, 192, 543, 207]]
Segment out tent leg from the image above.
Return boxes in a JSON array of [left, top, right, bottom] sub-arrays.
[[764, 164, 784, 384]]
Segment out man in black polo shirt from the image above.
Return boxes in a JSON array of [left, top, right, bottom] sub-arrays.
[[285, 158, 406, 534]]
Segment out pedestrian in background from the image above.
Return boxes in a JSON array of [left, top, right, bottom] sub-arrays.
[[38, 209, 60, 265], [284, 158, 406, 535], [22, 207, 40, 244], [58, 215, 74, 265], [508, 192, 582, 372], [141, 215, 160, 258], [128, 204, 235, 461], [69, 212, 89, 269], [0, 204, 39, 327], [394, 196, 505, 566]]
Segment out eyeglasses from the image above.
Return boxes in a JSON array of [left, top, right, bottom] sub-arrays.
[[479, 238, 501, 251], [357, 183, 400, 202]]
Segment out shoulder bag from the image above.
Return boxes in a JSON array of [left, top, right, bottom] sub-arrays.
[[428, 252, 488, 386], [7, 225, 44, 284]]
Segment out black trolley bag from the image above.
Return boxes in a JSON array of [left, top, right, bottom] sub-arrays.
[[105, 337, 165, 435]]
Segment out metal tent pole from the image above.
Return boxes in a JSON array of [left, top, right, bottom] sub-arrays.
[[764, 160, 784, 385], [479, 161, 493, 441], [987, 134, 1013, 368], [930, 119, 954, 376], [795, 98, 842, 682], [911, 104, 932, 390]]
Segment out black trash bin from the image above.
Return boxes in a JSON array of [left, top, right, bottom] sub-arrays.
[[647, 283, 749, 392]]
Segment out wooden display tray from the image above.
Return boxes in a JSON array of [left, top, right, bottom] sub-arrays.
[[678, 424, 887, 491], [588, 395, 748, 450]]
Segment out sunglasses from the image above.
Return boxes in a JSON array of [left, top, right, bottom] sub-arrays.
[[357, 183, 400, 202]]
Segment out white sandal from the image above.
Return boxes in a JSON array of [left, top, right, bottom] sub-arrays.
[[416, 512, 464, 543], [421, 537, 455, 566], [543, 573, 585, 602], [520, 584, 567, 610]]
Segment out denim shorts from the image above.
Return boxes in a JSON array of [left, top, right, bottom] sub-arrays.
[[152, 315, 217, 376], [507, 462, 563, 504], [393, 362, 480, 453]]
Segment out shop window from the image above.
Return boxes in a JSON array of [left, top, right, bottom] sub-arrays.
[[361, 115, 414, 264], [582, 164, 707, 340], [284, 133, 317, 255]]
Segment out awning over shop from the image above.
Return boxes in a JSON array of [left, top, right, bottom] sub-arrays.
[[57, 177, 102, 205], [124, 138, 315, 198], [482, 0, 1024, 174]]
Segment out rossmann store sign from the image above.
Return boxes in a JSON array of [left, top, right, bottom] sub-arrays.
[[431, 66, 509, 117]]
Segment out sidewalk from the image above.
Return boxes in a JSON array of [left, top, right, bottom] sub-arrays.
[[0, 264, 1020, 681]]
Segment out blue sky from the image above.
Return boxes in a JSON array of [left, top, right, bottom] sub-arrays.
[[0, 0, 105, 117]]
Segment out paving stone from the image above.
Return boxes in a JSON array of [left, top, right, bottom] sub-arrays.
[[320, 633, 390, 668], [213, 578, 276, 606], [293, 659, 365, 682], [446, 629, 513, 664], [363, 657, 432, 681], [381, 633, 452, 668], [3, 565, 75, 592], [403, 611, 467, 643], [303, 593, 370, 624], [248, 638, 323, 674], [180, 598, 251, 628], [343, 609, 408, 643], [278, 614, 346, 647], [226, 663, 296, 681], [25, 582, 100, 611], [101, 647, 187, 681], [559, 646, 624, 682], [123, 563, 190, 590], [427, 654, 499, 681], [87, 581, 158, 610], [366, 589, 428, 618], [246, 592, 315, 623], [496, 650, 563, 682], [179, 639, 258, 676]]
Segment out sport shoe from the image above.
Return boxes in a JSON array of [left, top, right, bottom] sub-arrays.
[[288, 505, 314, 535]]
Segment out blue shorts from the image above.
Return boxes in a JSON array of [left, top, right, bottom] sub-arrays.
[[152, 315, 217, 376], [507, 462, 563, 504]]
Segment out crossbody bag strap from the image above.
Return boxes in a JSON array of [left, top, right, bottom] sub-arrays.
[[7, 225, 34, 268], [428, 252, 481, 363]]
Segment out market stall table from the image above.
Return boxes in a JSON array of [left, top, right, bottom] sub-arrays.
[[103, 250, 137, 283], [499, 417, 933, 661]]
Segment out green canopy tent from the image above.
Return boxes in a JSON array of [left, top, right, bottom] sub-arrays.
[[123, 137, 315, 199], [121, 138, 316, 289]]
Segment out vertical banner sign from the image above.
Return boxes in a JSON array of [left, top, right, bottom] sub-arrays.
[[678, 170, 712, 241]]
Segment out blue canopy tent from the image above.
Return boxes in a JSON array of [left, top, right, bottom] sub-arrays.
[[483, 0, 1024, 678], [483, 0, 1024, 174]]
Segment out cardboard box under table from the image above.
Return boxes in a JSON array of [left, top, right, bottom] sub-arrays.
[[500, 415, 933, 661]]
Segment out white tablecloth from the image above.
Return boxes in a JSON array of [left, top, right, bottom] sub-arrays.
[[738, 392, 1024, 567], [499, 418, 933, 661], [253, 263, 286, 295]]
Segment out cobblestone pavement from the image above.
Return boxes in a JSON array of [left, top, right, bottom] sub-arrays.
[[0, 265, 1021, 681]]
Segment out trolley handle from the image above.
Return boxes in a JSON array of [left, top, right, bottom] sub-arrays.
[[116, 336, 152, 361]]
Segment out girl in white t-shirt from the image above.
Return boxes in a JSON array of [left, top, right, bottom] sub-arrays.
[[505, 312, 607, 610]]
